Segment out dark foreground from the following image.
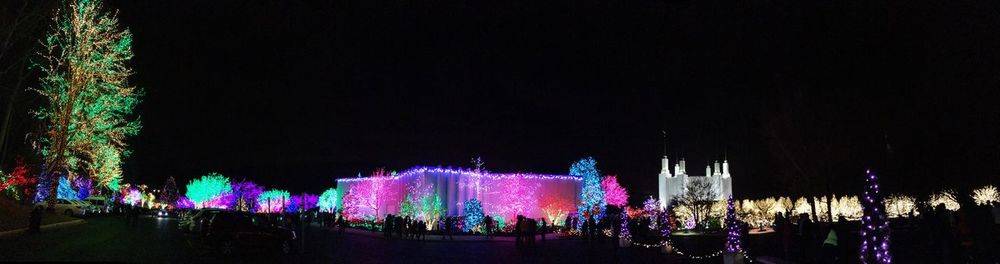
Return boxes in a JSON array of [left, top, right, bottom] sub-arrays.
[[1, 215, 996, 263]]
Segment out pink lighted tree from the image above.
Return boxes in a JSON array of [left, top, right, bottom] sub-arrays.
[[601, 175, 629, 207], [488, 174, 539, 220], [343, 168, 396, 219]]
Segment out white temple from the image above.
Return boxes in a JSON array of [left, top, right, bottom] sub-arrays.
[[657, 156, 732, 209]]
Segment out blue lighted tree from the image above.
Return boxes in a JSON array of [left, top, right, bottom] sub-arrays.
[[463, 199, 484, 232], [571, 157, 605, 227], [57, 176, 76, 200], [859, 170, 891, 264]]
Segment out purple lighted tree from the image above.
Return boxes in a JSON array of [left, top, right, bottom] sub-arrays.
[[724, 195, 742, 254], [859, 169, 891, 264]]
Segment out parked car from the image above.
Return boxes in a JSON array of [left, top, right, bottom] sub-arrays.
[[84, 197, 111, 214], [205, 212, 297, 255], [156, 207, 178, 218], [34, 199, 87, 216], [69, 200, 98, 215], [179, 208, 223, 234]]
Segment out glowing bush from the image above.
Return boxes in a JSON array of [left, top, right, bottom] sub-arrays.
[[884, 194, 915, 217], [176, 196, 195, 209], [463, 199, 484, 232], [184, 173, 232, 208], [929, 190, 960, 211], [318, 188, 338, 212], [257, 189, 290, 213], [124, 188, 142, 205], [972, 185, 999, 205]]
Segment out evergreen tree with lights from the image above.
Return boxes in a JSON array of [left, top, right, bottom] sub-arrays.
[[34, 0, 142, 209], [859, 170, 891, 264], [463, 199, 484, 232], [161, 176, 179, 207], [570, 157, 605, 228]]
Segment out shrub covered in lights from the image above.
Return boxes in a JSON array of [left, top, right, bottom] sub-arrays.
[[601, 175, 628, 207], [176, 196, 195, 209], [74, 177, 92, 200], [230, 180, 264, 212], [123, 188, 142, 205], [185, 173, 232, 208], [463, 199, 484, 232], [972, 185, 999, 205], [57, 176, 77, 200], [258, 189, 290, 213]]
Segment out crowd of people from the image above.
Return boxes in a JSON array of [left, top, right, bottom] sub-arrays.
[[381, 214, 428, 240]]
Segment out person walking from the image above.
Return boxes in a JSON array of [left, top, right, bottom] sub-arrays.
[[484, 215, 493, 239], [515, 215, 523, 246], [28, 206, 43, 233], [540, 219, 547, 242], [821, 224, 840, 264]]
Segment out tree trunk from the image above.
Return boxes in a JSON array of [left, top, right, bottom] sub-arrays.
[[825, 194, 833, 222], [807, 196, 818, 222]]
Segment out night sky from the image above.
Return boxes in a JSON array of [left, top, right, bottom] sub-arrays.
[[99, 0, 999, 204]]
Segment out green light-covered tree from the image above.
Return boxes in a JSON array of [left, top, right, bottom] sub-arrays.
[[184, 173, 231, 208], [33, 0, 142, 209]]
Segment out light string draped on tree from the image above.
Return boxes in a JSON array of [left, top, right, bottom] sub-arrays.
[[724, 195, 743, 254], [571, 157, 605, 229], [859, 169, 891, 264], [464, 199, 484, 232]]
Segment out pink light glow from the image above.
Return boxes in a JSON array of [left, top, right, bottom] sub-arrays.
[[601, 175, 628, 207]]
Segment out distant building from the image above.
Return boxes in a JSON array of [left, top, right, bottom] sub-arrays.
[[657, 156, 732, 209]]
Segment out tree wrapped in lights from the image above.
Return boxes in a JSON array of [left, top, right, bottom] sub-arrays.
[[724, 196, 742, 253], [176, 196, 195, 209], [0, 159, 35, 201], [342, 168, 395, 219], [420, 194, 444, 227], [57, 176, 76, 200], [601, 175, 628, 207], [123, 188, 141, 205], [258, 189, 290, 213], [318, 188, 338, 213], [184, 173, 232, 208], [74, 176, 92, 200], [571, 157, 605, 227], [399, 194, 415, 217], [230, 180, 263, 212], [859, 170, 891, 264], [540, 194, 572, 226], [972, 185, 999, 205], [161, 176, 179, 207], [34, 0, 142, 208], [492, 174, 539, 219], [463, 199, 484, 232]]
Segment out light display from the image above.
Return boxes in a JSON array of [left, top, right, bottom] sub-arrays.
[[286, 193, 318, 212], [161, 176, 179, 206], [57, 176, 76, 200], [972, 185, 999, 205], [0, 160, 35, 200], [929, 190, 960, 211], [463, 199, 484, 232], [601, 175, 628, 207], [258, 189, 290, 213], [337, 166, 580, 221], [123, 188, 141, 206], [399, 194, 415, 217], [176, 196, 195, 209], [342, 168, 396, 219], [34, 0, 143, 209], [229, 180, 263, 211], [318, 188, 338, 212], [184, 173, 232, 208], [571, 157, 605, 216], [883, 194, 916, 217], [74, 177, 93, 200], [859, 170, 891, 264], [724, 196, 742, 253], [620, 211, 631, 240], [540, 194, 572, 226]]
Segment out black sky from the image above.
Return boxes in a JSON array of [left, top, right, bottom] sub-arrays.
[[101, 0, 1000, 204]]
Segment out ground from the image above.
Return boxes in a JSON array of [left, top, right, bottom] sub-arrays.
[[0, 198, 78, 232], [0, 214, 995, 263]]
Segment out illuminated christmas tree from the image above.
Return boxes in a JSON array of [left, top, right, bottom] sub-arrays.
[[34, 0, 142, 208], [859, 170, 891, 264], [463, 199, 484, 232], [571, 157, 605, 227], [161, 176, 179, 207]]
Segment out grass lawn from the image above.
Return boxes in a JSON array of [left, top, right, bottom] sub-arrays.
[[0, 198, 79, 232]]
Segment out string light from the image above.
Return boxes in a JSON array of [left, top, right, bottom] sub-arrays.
[[859, 169, 892, 264]]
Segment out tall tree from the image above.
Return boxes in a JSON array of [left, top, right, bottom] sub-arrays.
[[859, 170, 891, 263], [161, 176, 179, 207], [570, 157, 605, 219], [674, 178, 717, 227], [33, 0, 142, 209]]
